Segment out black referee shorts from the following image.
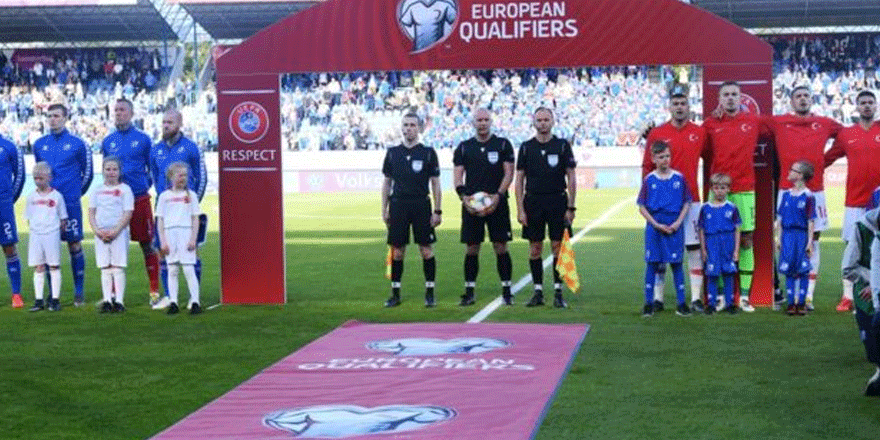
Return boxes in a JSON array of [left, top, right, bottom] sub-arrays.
[[460, 196, 512, 245], [387, 197, 436, 247], [522, 193, 568, 242]]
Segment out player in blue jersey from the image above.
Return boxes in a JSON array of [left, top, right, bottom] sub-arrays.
[[698, 173, 742, 315], [149, 109, 206, 309], [775, 160, 817, 315], [0, 134, 24, 308], [101, 98, 160, 304], [33, 103, 93, 306], [637, 141, 692, 317]]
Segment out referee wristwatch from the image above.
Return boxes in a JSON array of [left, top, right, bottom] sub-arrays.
[[567, 207, 577, 212], [434, 209, 443, 215]]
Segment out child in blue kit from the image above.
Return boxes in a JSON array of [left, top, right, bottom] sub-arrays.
[[638, 141, 692, 317], [776, 160, 816, 315], [698, 173, 741, 315]]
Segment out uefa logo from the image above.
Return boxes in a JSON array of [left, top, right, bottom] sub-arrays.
[[264, 404, 456, 438], [229, 101, 270, 144], [739, 93, 761, 115], [397, 0, 458, 53], [366, 337, 510, 356]]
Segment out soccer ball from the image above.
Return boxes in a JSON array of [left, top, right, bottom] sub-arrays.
[[467, 191, 493, 212]]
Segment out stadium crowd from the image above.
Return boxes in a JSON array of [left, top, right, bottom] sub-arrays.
[[0, 33, 879, 154]]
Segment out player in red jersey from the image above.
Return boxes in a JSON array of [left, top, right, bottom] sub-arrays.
[[642, 85, 708, 312], [764, 85, 842, 311], [824, 90, 880, 312], [703, 81, 770, 312]]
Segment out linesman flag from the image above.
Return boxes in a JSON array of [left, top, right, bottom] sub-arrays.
[[555, 229, 580, 293], [385, 246, 392, 279]]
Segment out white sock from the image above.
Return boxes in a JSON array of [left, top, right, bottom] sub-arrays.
[[808, 241, 819, 302], [687, 249, 703, 302], [33, 271, 45, 301], [112, 267, 126, 305], [654, 271, 666, 302], [843, 278, 854, 301], [100, 269, 113, 303], [168, 264, 180, 304], [49, 269, 61, 300], [182, 265, 200, 306]]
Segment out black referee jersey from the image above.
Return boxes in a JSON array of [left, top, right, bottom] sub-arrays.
[[516, 136, 577, 195], [382, 143, 440, 198], [453, 134, 515, 195]]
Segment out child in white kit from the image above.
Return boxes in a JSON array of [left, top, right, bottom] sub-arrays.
[[26, 162, 67, 312], [88, 157, 134, 313], [156, 162, 202, 315]]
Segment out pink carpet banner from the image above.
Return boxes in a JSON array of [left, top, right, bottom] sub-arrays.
[[149, 321, 589, 439]]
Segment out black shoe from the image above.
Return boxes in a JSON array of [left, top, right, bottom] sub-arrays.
[[705, 305, 715, 315], [424, 292, 435, 308], [690, 299, 705, 313], [642, 303, 653, 317], [653, 300, 665, 312], [384, 295, 401, 308], [676, 303, 691, 316], [553, 293, 568, 308], [112, 302, 125, 313], [47, 299, 61, 312], [167, 302, 180, 315], [459, 293, 475, 306], [724, 305, 738, 314], [99, 301, 112, 313], [502, 292, 513, 306], [525, 292, 544, 307], [190, 302, 202, 315], [29, 300, 45, 312], [866, 370, 880, 397], [786, 304, 797, 316]]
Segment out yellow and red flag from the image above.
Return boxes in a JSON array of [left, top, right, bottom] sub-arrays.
[[385, 246, 392, 279], [555, 229, 580, 293]]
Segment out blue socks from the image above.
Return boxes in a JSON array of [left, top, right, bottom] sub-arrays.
[[644, 263, 658, 305], [71, 249, 85, 300], [195, 258, 202, 282], [671, 262, 685, 306], [160, 260, 170, 297], [6, 254, 20, 294]]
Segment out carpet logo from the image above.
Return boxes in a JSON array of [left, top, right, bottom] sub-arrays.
[[397, 0, 458, 53], [263, 404, 456, 438], [366, 337, 510, 355], [229, 101, 270, 144]]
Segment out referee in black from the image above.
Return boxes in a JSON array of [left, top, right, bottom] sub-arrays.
[[514, 107, 577, 308], [453, 108, 515, 306], [382, 112, 442, 308]]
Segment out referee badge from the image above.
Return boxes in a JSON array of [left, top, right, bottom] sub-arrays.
[[547, 154, 558, 167], [412, 160, 423, 172], [487, 151, 498, 164]]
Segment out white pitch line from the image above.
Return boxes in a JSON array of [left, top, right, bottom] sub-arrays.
[[207, 303, 222, 310], [466, 196, 636, 323]]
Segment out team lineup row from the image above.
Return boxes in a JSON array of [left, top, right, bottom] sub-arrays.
[[0, 99, 207, 314], [380, 83, 880, 316]]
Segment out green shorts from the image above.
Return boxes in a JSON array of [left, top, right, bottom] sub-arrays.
[[728, 191, 755, 232]]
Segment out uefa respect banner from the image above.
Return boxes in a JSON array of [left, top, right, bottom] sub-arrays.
[[149, 321, 589, 439]]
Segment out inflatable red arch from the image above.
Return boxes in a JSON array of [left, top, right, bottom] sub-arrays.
[[215, 0, 773, 305]]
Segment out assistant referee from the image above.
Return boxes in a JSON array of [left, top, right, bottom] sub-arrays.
[[514, 107, 577, 308], [382, 113, 442, 308]]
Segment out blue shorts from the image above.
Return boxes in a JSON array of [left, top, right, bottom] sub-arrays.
[[0, 202, 18, 246], [644, 213, 684, 263], [703, 232, 738, 277], [61, 199, 84, 243], [778, 228, 810, 276]]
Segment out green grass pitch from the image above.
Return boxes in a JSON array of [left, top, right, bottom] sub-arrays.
[[0, 187, 878, 439]]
